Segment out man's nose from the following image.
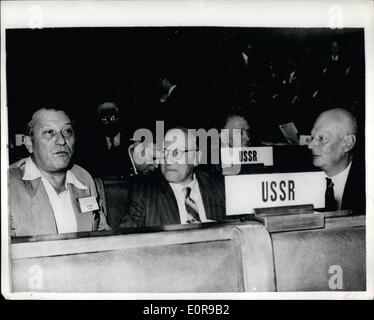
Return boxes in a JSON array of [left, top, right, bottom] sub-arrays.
[[55, 131, 67, 145], [164, 152, 175, 164], [243, 132, 250, 143], [308, 137, 316, 150]]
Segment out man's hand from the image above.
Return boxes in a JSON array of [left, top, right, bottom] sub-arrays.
[[132, 141, 160, 174]]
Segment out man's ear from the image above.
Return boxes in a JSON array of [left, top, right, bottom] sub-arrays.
[[194, 150, 202, 167], [343, 134, 356, 152], [23, 136, 34, 154]]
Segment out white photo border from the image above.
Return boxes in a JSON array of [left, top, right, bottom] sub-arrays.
[[1, 0, 373, 300]]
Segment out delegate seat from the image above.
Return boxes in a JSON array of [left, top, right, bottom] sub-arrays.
[[95, 176, 131, 229], [8, 212, 366, 293], [10, 221, 275, 293]]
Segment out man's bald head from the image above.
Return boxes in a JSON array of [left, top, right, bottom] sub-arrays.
[[315, 108, 357, 139], [309, 108, 357, 177]]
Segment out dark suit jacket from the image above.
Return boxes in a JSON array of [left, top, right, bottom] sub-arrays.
[[119, 169, 226, 228], [84, 129, 133, 178], [159, 85, 195, 125], [341, 159, 366, 214]]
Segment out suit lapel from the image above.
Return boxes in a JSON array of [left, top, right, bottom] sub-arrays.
[[29, 179, 58, 235], [341, 160, 365, 213], [196, 172, 221, 220], [69, 185, 94, 232], [159, 180, 181, 225]]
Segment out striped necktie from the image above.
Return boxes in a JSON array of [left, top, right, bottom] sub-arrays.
[[184, 187, 201, 223]]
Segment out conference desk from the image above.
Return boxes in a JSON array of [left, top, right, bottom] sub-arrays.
[[10, 212, 365, 293]]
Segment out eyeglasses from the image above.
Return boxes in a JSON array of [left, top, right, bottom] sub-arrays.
[[161, 148, 198, 160], [101, 115, 118, 124]]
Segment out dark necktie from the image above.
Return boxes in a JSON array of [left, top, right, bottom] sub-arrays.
[[184, 187, 201, 223], [325, 177, 338, 211]]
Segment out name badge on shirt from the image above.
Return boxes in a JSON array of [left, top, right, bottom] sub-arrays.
[[78, 196, 99, 213]]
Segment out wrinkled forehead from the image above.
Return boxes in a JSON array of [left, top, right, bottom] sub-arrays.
[[312, 114, 341, 136], [225, 116, 249, 130], [33, 110, 72, 129], [164, 129, 196, 149]]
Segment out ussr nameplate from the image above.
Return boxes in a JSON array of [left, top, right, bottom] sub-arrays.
[[221, 147, 274, 168], [225, 171, 326, 215]]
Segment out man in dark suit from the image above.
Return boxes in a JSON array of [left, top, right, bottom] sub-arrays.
[[308, 108, 365, 214], [157, 67, 196, 126], [89, 101, 133, 177], [119, 127, 226, 228]]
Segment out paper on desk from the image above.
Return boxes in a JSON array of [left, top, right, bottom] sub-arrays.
[[279, 122, 299, 144]]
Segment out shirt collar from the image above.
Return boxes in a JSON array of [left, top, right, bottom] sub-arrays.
[[325, 161, 352, 181], [106, 132, 121, 148], [65, 170, 88, 190], [242, 52, 249, 65], [22, 156, 87, 190], [169, 174, 197, 193], [22, 156, 43, 180], [168, 84, 177, 97]]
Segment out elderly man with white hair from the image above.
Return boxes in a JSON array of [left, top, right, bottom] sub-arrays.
[[308, 108, 365, 213]]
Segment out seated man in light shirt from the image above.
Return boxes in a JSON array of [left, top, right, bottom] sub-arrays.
[[119, 126, 226, 228], [308, 107, 365, 214], [8, 107, 110, 237]]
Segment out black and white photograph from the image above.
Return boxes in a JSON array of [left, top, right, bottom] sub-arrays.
[[1, 0, 373, 301]]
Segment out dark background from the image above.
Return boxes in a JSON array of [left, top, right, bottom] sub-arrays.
[[6, 27, 365, 165]]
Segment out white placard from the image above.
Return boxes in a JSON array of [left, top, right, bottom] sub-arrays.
[[15, 134, 25, 146], [225, 171, 325, 215], [78, 196, 99, 213], [299, 135, 312, 146], [221, 147, 274, 167]]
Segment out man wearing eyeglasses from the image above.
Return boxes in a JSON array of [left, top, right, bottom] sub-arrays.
[[8, 107, 110, 237], [88, 101, 133, 177], [119, 126, 226, 228], [97, 102, 122, 151]]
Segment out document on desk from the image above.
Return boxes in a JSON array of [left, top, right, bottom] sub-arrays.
[[279, 122, 299, 145]]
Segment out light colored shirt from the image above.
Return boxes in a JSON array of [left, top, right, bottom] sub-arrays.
[[325, 161, 352, 210], [22, 157, 88, 233], [169, 175, 213, 224], [106, 132, 121, 150]]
